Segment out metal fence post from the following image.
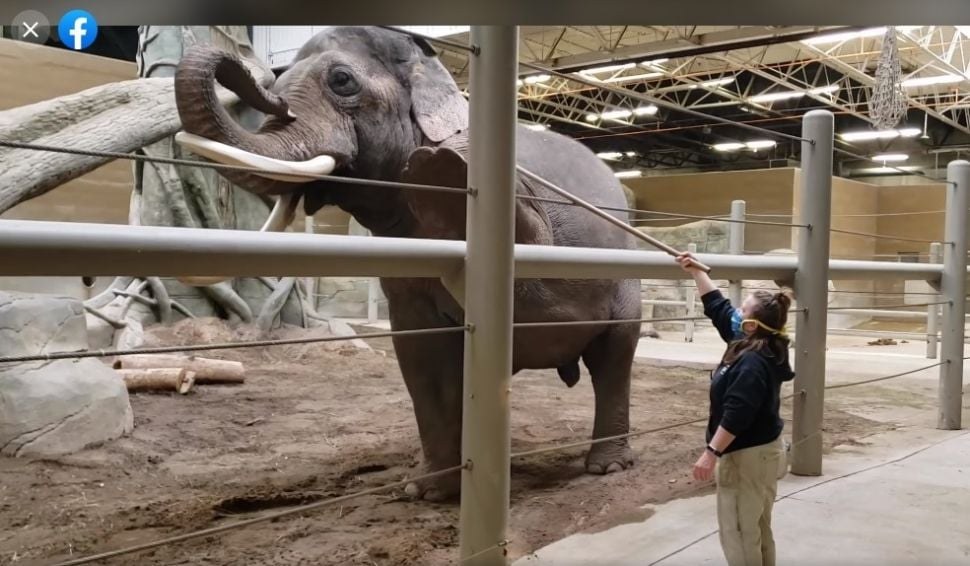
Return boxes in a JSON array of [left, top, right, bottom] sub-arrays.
[[791, 110, 833, 476], [938, 161, 969, 430], [685, 242, 697, 342], [304, 216, 317, 309], [367, 277, 379, 322], [728, 200, 746, 307], [927, 241, 942, 359], [460, 26, 518, 565]]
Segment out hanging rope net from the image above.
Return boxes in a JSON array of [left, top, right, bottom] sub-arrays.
[[870, 26, 909, 130]]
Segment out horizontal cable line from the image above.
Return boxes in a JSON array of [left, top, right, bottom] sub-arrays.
[[630, 209, 805, 228], [514, 316, 708, 329], [830, 289, 940, 296], [827, 301, 948, 311], [749, 211, 949, 219], [829, 227, 945, 244], [833, 210, 945, 218], [832, 147, 952, 185], [825, 362, 944, 391], [0, 327, 466, 364], [460, 540, 511, 564], [828, 328, 939, 337], [511, 416, 708, 460], [0, 139, 800, 230], [52, 463, 467, 566], [517, 195, 807, 228], [518, 60, 814, 146], [0, 140, 470, 196], [376, 26, 477, 55], [514, 353, 943, 460]]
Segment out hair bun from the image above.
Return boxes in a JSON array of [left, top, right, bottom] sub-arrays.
[[774, 287, 794, 310]]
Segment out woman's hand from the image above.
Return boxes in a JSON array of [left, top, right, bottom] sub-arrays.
[[692, 450, 717, 482], [676, 252, 700, 274]]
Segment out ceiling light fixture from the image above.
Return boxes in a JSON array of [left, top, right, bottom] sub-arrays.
[[745, 140, 778, 150], [600, 109, 633, 120], [748, 91, 805, 103], [587, 106, 659, 122], [802, 26, 921, 45], [578, 62, 636, 75], [633, 105, 659, 116], [871, 153, 909, 162], [614, 170, 643, 179], [689, 77, 735, 89], [747, 85, 838, 104], [901, 74, 963, 88], [839, 128, 921, 141], [598, 72, 663, 84], [523, 123, 548, 131], [713, 142, 746, 151], [856, 165, 921, 174], [524, 74, 551, 84], [713, 140, 777, 151], [596, 152, 623, 160]]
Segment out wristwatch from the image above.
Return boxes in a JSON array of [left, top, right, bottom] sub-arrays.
[[706, 445, 723, 457]]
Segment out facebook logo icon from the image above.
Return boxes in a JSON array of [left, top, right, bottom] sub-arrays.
[[57, 9, 98, 50]]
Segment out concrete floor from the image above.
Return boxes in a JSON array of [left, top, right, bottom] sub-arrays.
[[514, 330, 970, 566], [514, 426, 970, 566]]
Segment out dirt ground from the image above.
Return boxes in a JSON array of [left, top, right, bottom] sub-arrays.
[[0, 319, 890, 566]]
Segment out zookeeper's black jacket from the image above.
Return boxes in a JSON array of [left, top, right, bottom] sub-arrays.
[[702, 290, 796, 454]]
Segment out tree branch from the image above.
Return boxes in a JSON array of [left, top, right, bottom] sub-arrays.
[[0, 64, 273, 214]]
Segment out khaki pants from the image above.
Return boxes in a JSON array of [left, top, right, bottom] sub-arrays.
[[716, 437, 786, 566]]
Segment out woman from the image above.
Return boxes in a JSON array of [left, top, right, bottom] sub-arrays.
[[676, 251, 794, 566]]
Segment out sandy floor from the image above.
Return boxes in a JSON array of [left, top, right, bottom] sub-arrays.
[[0, 320, 888, 566]]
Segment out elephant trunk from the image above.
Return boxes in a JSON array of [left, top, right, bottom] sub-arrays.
[[174, 45, 335, 195]]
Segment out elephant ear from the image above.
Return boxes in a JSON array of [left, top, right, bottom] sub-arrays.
[[406, 38, 469, 143], [401, 144, 469, 239]]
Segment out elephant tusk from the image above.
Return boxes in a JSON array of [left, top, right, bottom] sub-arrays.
[[174, 131, 336, 183], [259, 192, 301, 233]]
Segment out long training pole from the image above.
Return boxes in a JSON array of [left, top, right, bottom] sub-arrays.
[[938, 161, 969, 430], [459, 26, 518, 566], [791, 110, 833, 476], [516, 167, 712, 273]]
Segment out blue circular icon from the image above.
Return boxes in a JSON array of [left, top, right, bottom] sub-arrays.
[[57, 9, 98, 51]]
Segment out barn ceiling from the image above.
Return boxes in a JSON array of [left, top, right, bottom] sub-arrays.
[[417, 26, 970, 180]]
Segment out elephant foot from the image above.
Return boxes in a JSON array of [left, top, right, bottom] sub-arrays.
[[404, 465, 462, 502], [585, 440, 635, 475]]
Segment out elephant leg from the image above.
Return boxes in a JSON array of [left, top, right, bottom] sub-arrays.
[[581, 321, 638, 474], [388, 305, 465, 502]]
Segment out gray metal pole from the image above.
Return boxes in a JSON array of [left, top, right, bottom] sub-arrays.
[[685, 243, 697, 342], [460, 26, 518, 566], [938, 161, 969, 430], [791, 110, 833, 476], [304, 216, 317, 308], [927, 242, 942, 360], [728, 200, 746, 307]]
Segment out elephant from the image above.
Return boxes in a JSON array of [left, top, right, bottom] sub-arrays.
[[172, 26, 642, 501]]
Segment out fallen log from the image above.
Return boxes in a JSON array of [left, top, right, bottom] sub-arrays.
[[113, 354, 245, 384], [117, 368, 195, 394]]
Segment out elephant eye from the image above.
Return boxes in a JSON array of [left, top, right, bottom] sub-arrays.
[[327, 67, 361, 97]]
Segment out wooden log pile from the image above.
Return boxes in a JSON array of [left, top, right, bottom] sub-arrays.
[[112, 355, 246, 394]]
